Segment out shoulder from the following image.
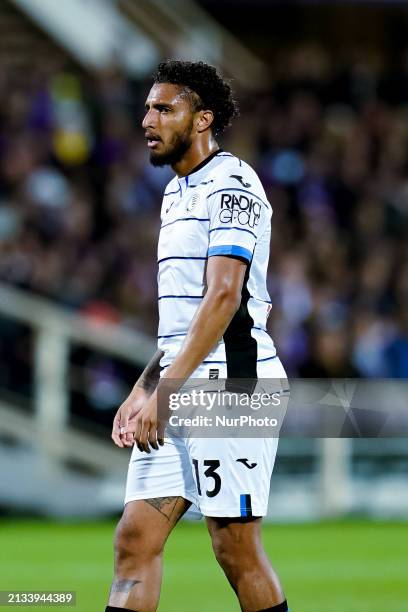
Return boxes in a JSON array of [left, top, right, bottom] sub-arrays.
[[207, 153, 270, 210], [163, 176, 180, 197], [159, 176, 180, 219]]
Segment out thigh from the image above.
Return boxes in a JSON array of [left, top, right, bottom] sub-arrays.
[[125, 437, 199, 508], [117, 495, 191, 553], [206, 515, 263, 553]]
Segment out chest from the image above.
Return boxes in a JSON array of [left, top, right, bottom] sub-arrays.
[[158, 187, 210, 259]]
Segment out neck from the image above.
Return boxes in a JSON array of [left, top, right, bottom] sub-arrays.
[[172, 134, 219, 177]]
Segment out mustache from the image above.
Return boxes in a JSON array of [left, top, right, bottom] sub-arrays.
[[145, 133, 162, 141]]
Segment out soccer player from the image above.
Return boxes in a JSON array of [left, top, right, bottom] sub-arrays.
[[107, 60, 289, 612]]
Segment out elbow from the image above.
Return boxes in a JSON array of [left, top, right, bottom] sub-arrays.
[[212, 287, 241, 315]]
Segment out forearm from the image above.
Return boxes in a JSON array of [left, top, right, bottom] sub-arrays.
[[134, 349, 164, 393], [161, 290, 239, 383]]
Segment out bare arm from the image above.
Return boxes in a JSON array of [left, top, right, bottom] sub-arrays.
[[135, 349, 164, 393]]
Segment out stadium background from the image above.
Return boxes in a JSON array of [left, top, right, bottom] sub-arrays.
[[0, 1, 407, 611]]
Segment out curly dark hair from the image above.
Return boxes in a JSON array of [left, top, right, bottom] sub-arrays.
[[153, 60, 239, 137]]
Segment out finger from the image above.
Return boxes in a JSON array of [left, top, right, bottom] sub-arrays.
[[139, 419, 151, 453], [112, 413, 124, 448], [120, 426, 127, 436], [120, 428, 132, 447], [133, 416, 147, 452], [112, 411, 120, 434], [123, 432, 135, 447], [122, 419, 138, 447], [148, 424, 159, 451], [133, 414, 142, 440], [119, 408, 129, 433], [157, 420, 166, 446], [112, 432, 124, 448]]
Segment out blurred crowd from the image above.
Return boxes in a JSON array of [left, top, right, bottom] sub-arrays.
[[0, 44, 407, 384]]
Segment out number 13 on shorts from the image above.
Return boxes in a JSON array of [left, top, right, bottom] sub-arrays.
[[192, 458, 222, 497]]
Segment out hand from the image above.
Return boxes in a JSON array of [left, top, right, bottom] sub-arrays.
[[128, 389, 167, 453], [111, 386, 151, 448]]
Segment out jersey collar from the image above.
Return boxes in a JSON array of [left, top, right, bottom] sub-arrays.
[[177, 149, 223, 192], [186, 148, 223, 178]]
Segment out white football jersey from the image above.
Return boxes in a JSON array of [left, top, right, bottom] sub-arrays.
[[157, 150, 277, 376]]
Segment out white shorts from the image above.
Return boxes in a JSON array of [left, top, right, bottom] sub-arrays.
[[125, 357, 288, 518]]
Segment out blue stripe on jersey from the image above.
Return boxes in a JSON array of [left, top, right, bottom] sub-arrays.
[[164, 184, 182, 197], [202, 354, 276, 364], [208, 245, 252, 262], [157, 332, 187, 339], [249, 295, 272, 305], [202, 359, 227, 364], [158, 256, 207, 264], [240, 494, 247, 517], [188, 179, 214, 188], [209, 226, 257, 239], [158, 294, 203, 300], [161, 217, 210, 229], [207, 187, 270, 209]]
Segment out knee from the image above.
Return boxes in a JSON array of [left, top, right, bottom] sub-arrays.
[[211, 533, 242, 578], [114, 516, 164, 565], [211, 523, 264, 581]]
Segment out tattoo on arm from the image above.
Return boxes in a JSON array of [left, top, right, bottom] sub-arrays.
[[110, 578, 141, 593], [136, 350, 164, 392], [144, 496, 190, 522]]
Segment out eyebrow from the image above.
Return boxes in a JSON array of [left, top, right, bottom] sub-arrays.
[[144, 102, 174, 110]]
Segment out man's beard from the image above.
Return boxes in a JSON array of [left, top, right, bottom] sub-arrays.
[[149, 124, 193, 167]]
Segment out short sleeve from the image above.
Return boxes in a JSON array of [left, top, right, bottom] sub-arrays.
[[206, 166, 268, 263]]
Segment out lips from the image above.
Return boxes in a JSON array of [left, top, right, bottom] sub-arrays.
[[145, 134, 161, 148]]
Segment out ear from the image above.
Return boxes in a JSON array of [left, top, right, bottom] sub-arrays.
[[196, 109, 214, 133]]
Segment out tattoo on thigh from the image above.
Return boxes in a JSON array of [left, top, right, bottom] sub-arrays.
[[110, 578, 141, 593], [145, 496, 185, 522]]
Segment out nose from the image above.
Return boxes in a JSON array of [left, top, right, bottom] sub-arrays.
[[142, 108, 155, 129]]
